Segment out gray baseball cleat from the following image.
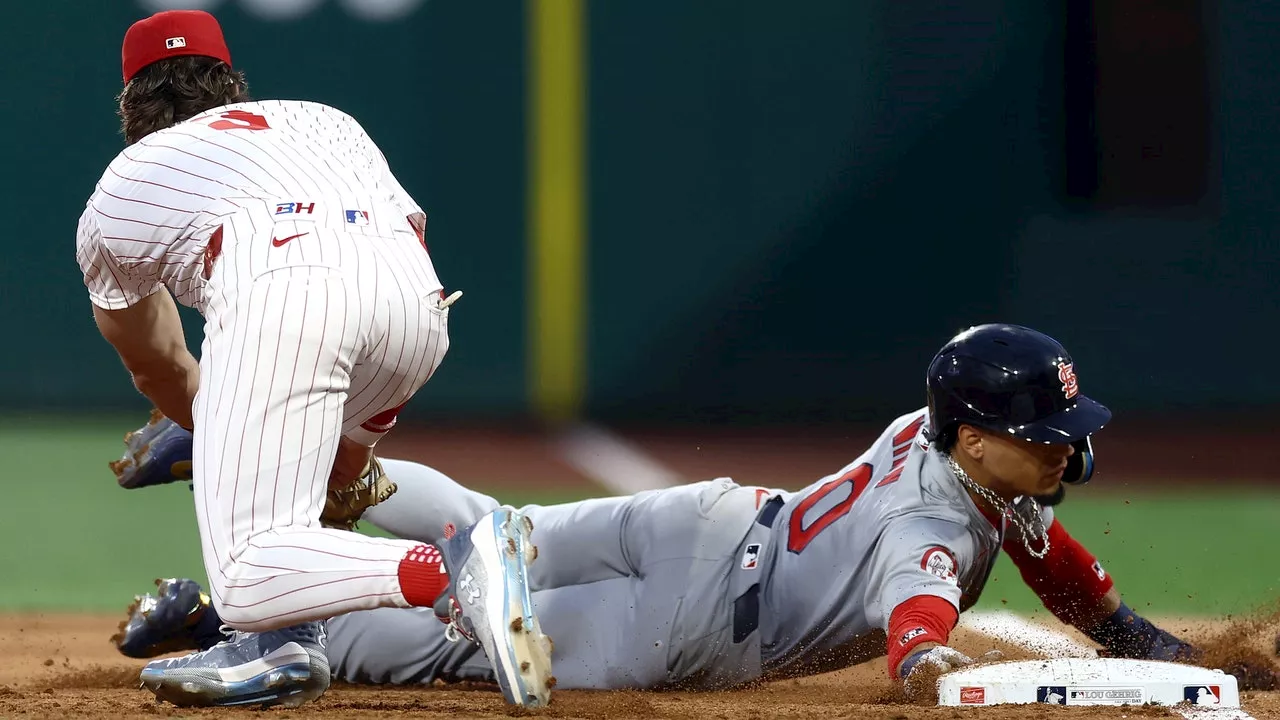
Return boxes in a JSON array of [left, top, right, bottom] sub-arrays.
[[138, 621, 329, 708], [435, 507, 555, 707]]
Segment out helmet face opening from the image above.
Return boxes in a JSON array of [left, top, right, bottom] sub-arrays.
[[926, 324, 1111, 453]]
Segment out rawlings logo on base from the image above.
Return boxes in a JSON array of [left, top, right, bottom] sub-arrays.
[[959, 687, 985, 704]]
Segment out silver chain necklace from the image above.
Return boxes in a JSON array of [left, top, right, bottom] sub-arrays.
[[944, 455, 1050, 559]]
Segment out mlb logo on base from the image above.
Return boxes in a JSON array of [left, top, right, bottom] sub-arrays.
[[958, 687, 985, 705], [1037, 686, 1067, 705], [1184, 686, 1221, 706]]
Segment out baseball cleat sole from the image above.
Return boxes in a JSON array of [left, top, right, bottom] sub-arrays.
[[492, 509, 554, 707], [139, 642, 328, 708]]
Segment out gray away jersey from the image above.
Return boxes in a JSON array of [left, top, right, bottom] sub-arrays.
[[754, 408, 1050, 678]]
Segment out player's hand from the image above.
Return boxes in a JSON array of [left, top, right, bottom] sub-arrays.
[[901, 645, 1003, 702], [110, 408, 194, 489], [1093, 611, 1279, 691], [321, 454, 398, 531]]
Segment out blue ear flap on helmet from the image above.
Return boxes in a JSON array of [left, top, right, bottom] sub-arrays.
[[1063, 437, 1096, 485]]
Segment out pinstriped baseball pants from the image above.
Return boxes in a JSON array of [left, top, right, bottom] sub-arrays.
[[191, 229, 451, 631]]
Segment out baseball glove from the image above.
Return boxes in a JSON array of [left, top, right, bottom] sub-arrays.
[[321, 454, 398, 531]]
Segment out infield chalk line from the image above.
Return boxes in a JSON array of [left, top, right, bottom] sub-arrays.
[[960, 609, 1098, 659], [1176, 710, 1258, 720], [556, 423, 683, 495], [961, 611, 1256, 720]]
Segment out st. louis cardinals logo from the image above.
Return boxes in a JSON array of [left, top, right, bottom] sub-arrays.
[[1057, 361, 1079, 399]]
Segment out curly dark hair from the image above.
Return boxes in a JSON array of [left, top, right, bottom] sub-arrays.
[[117, 56, 251, 144]]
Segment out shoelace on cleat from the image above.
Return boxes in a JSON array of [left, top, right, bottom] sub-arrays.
[[440, 597, 476, 644]]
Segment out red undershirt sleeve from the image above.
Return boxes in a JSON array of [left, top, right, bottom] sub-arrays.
[[886, 595, 959, 679], [1004, 517, 1114, 627]]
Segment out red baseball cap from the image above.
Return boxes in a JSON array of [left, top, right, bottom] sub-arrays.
[[122, 10, 232, 84]]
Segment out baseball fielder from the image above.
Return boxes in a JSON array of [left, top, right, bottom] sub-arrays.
[[116, 325, 1263, 696], [77, 9, 550, 709]]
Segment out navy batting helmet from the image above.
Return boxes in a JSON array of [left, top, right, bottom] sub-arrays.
[[926, 324, 1111, 484]]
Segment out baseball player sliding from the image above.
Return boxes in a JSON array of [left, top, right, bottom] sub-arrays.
[[76, 9, 550, 709], [111, 325, 1276, 697]]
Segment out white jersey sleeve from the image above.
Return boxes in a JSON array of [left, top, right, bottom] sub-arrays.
[[74, 204, 162, 310]]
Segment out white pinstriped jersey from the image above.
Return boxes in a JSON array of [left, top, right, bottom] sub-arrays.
[[75, 100, 439, 313]]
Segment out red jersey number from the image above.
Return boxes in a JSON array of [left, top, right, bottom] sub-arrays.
[[208, 110, 271, 131], [787, 463, 873, 554]]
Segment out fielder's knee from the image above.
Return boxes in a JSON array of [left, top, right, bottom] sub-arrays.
[[205, 564, 282, 632]]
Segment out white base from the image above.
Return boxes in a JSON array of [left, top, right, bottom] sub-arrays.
[[938, 657, 1239, 709]]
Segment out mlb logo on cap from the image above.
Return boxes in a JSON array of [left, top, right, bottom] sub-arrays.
[[121, 10, 233, 83]]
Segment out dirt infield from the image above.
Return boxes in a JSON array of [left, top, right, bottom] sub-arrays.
[[2, 614, 1277, 719]]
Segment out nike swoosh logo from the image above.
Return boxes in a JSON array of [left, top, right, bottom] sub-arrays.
[[271, 232, 309, 247]]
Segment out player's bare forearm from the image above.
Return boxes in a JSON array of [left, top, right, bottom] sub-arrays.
[[92, 291, 199, 430], [329, 437, 373, 490], [131, 360, 199, 430]]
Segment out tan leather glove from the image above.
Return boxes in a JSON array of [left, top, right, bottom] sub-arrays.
[[321, 455, 397, 531]]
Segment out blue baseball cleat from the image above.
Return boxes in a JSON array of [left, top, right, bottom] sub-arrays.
[[436, 507, 555, 708], [112, 578, 226, 659], [138, 621, 330, 708], [110, 409, 194, 490]]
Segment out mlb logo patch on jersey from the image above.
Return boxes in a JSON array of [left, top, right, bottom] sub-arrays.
[[165, 36, 187, 49], [1091, 560, 1107, 582], [1037, 686, 1067, 705], [958, 687, 985, 705], [1184, 685, 1221, 706], [345, 209, 371, 226], [740, 543, 762, 570], [920, 546, 958, 584]]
